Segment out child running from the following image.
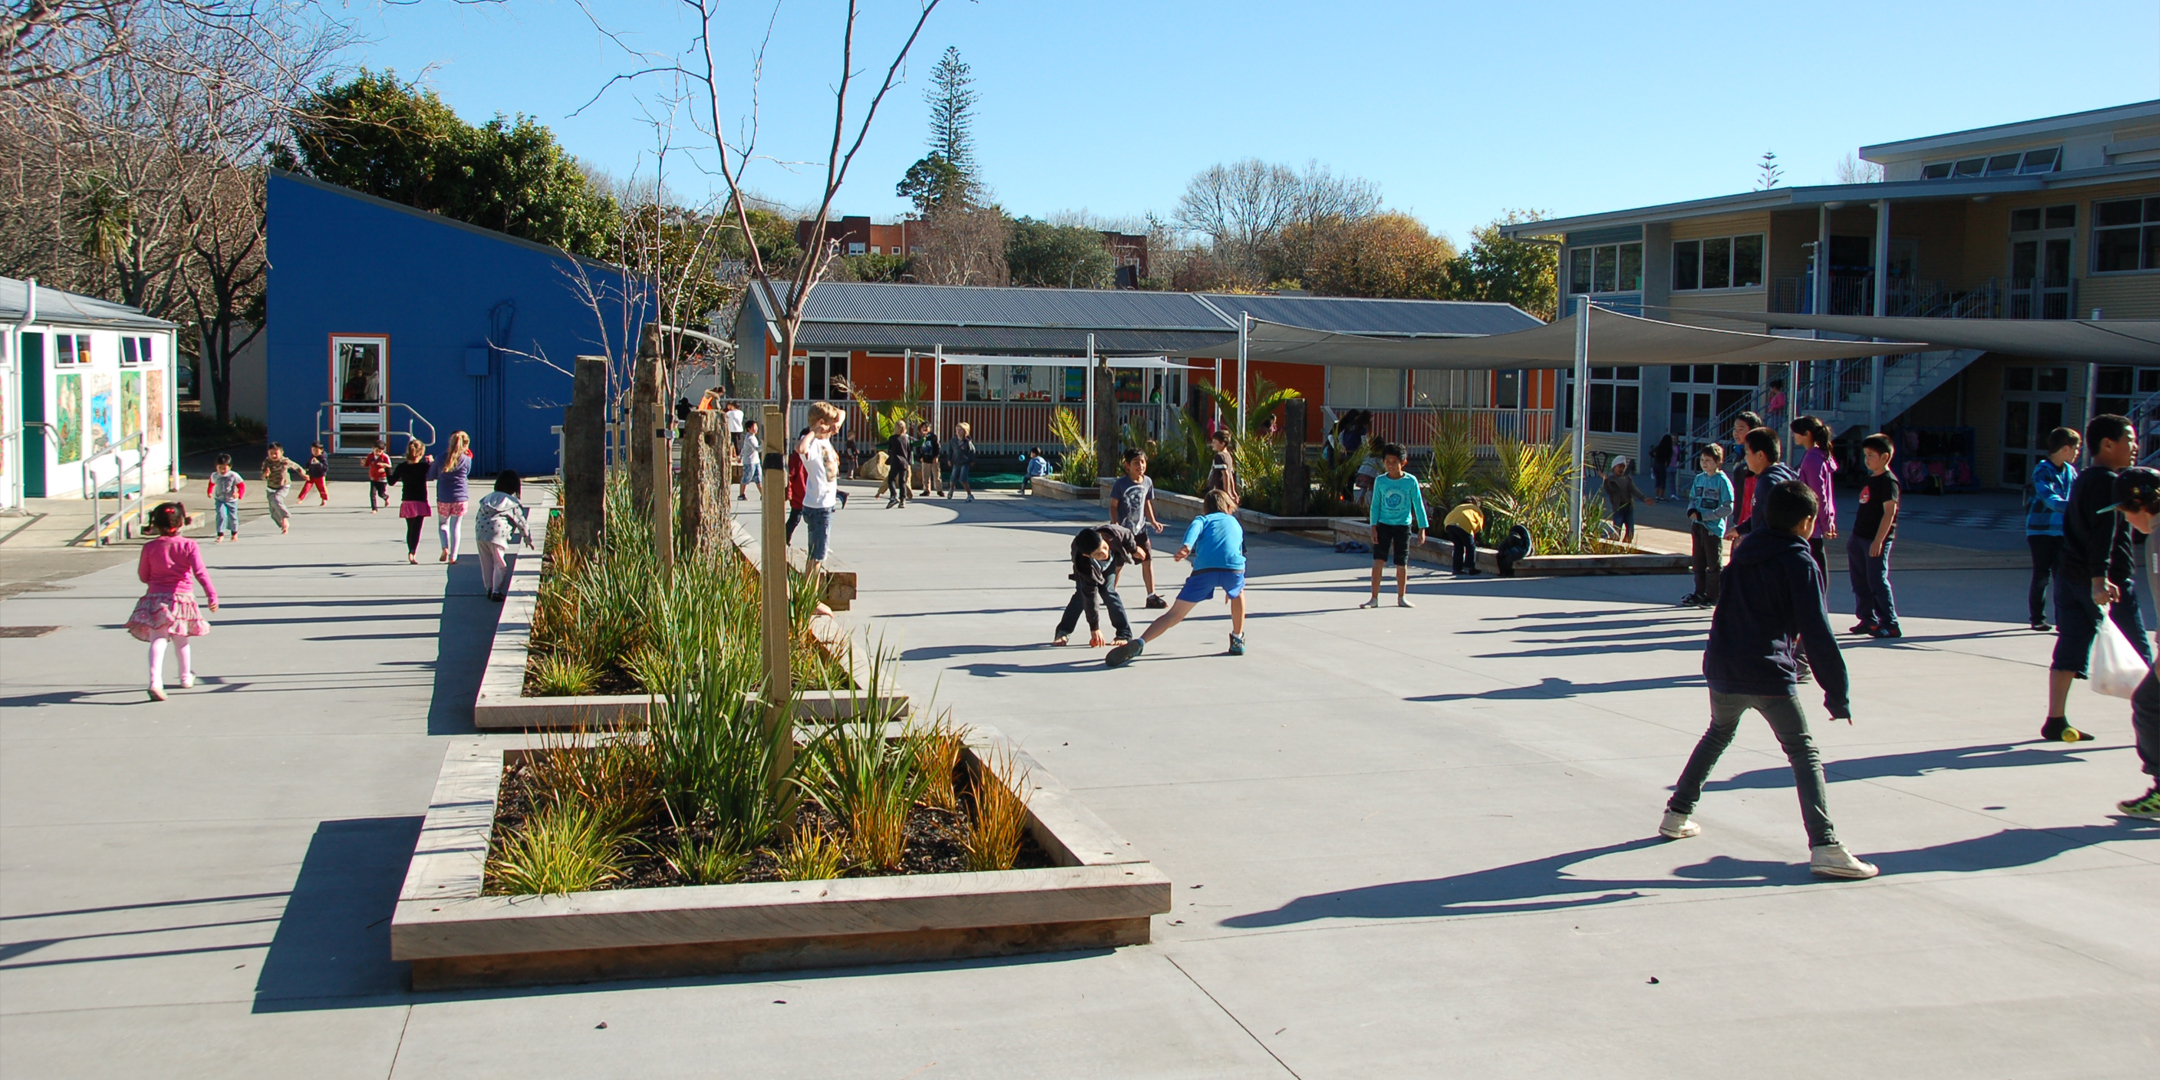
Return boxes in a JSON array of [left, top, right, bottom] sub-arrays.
[[1361, 441, 1428, 608], [1680, 444, 1733, 607], [474, 470, 534, 602], [206, 453, 244, 542], [364, 438, 393, 513], [259, 443, 305, 534], [738, 420, 764, 501], [388, 439, 433, 564], [1053, 526, 1139, 647], [1106, 490, 1247, 666], [432, 431, 474, 562], [1109, 448, 1167, 607], [1847, 434, 1901, 638], [128, 502, 218, 702], [298, 442, 330, 504], [2091, 466, 2160, 819], [1659, 479, 1878, 880]]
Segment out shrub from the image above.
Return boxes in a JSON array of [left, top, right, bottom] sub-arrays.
[[965, 745, 1032, 873], [665, 832, 750, 886], [776, 826, 848, 882], [529, 653, 598, 697], [488, 802, 631, 895]]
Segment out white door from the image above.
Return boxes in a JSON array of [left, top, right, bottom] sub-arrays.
[[331, 335, 388, 453]]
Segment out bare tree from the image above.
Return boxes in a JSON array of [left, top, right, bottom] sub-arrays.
[[910, 199, 1009, 286], [1835, 152, 1884, 184], [1174, 158, 1381, 286]]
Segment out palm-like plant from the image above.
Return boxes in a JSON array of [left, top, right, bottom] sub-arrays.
[[1426, 411, 1477, 509]]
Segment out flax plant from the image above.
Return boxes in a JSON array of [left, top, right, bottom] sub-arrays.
[[913, 716, 967, 813], [487, 802, 632, 895], [965, 745, 1033, 873], [776, 826, 848, 882]]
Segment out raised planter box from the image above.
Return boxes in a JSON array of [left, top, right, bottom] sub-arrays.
[[1327, 519, 1691, 576], [391, 726, 1173, 989], [472, 517, 901, 731], [1026, 478, 1097, 501]]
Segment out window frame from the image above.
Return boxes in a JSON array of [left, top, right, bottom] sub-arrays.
[[1922, 148, 2062, 179], [1565, 241, 1645, 295], [1670, 233, 1766, 292], [2090, 196, 2160, 275]]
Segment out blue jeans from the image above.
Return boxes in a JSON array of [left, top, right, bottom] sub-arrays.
[[800, 505, 833, 562], [1847, 535, 1896, 629], [214, 500, 239, 535]]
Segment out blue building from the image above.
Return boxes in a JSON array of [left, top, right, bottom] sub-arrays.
[[265, 172, 640, 476]]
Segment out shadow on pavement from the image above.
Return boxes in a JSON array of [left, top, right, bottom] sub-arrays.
[[1409, 674, 1706, 703], [1706, 741, 2108, 792], [253, 816, 420, 1012], [1222, 820, 2157, 928], [426, 554, 496, 736]]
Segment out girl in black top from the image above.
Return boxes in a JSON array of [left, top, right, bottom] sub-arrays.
[[387, 441, 435, 563]]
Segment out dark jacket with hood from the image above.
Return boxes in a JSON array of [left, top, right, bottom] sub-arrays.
[[1705, 528, 1851, 713], [1739, 461, 1798, 535]]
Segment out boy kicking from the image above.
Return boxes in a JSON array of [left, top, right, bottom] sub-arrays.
[[1660, 479, 1879, 880], [2094, 466, 2160, 819], [1362, 442, 1428, 608], [1106, 490, 1246, 666]]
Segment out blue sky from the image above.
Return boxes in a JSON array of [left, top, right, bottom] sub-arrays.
[[349, 0, 2160, 242]]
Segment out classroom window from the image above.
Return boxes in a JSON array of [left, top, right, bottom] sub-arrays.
[[1672, 234, 1765, 290], [1576, 366, 1640, 434], [119, 336, 152, 365], [1921, 148, 2060, 179], [2093, 197, 2160, 273], [1566, 241, 1644, 294]]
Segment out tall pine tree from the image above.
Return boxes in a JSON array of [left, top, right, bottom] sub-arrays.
[[925, 46, 977, 179]]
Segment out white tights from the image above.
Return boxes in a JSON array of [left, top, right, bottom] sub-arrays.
[[149, 633, 192, 689], [438, 513, 464, 557]]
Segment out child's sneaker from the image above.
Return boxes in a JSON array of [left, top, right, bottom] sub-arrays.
[[1227, 633, 1246, 656], [1144, 594, 1167, 609], [179, 674, 195, 689], [147, 687, 166, 702], [1847, 621, 1877, 635], [1658, 811, 1700, 839], [2040, 716, 2090, 742], [2031, 620, 2053, 632], [1358, 598, 1379, 609], [1870, 624, 1902, 639], [1809, 843, 1880, 880], [1104, 639, 1144, 668], [2117, 786, 2160, 818], [1396, 596, 1414, 608], [1677, 592, 1698, 607]]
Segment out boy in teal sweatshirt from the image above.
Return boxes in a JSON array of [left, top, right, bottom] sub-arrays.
[[1363, 442, 1430, 609]]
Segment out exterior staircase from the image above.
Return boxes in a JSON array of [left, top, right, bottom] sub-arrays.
[[1683, 344, 1984, 452]]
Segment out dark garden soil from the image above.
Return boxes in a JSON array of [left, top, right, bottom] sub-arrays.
[[483, 757, 1052, 894]]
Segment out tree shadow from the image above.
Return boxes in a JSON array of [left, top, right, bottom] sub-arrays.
[[1222, 820, 2157, 929], [252, 816, 421, 1012]]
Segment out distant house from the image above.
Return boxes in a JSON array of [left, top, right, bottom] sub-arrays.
[[263, 172, 641, 477], [798, 216, 1152, 286], [1504, 99, 2160, 488], [3, 277, 181, 506]]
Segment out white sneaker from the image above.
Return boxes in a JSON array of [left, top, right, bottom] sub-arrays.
[[1396, 596, 1414, 608], [1358, 598, 1379, 609], [1658, 811, 1700, 839], [179, 674, 195, 689], [1809, 843, 1879, 880]]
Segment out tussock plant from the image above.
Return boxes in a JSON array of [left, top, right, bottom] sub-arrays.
[[965, 745, 1033, 873], [488, 802, 631, 895], [529, 653, 599, 697], [776, 826, 848, 882], [523, 730, 658, 835], [913, 718, 968, 813], [806, 719, 926, 871], [1426, 411, 1477, 509], [665, 832, 750, 886]]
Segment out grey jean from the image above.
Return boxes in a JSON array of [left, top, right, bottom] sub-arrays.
[[1667, 690, 1839, 847]]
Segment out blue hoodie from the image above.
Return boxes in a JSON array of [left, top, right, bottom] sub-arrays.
[[1740, 462, 1798, 535], [1705, 528, 1850, 713]]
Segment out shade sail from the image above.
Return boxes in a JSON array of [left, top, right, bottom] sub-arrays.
[[927, 353, 1209, 370], [1664, 310, 2160, 364], [1180, 306, 1932, 369]]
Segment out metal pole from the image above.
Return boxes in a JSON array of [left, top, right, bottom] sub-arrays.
[[1237, 312, 1250, 436], [1870, 198, 1890, 434], [1571, 296, 1591, 552], [1085, 333, 1096, 452], [928, 348, 939, 445]]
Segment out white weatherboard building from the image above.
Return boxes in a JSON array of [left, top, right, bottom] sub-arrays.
[[2, 277, 182, 511]]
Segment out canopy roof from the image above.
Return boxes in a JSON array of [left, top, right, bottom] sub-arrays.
[[1181, 306, 1931, 369], [2, 276, 176, 332], [1666, 310, 2160, 364], [927, 352, 1207, 370]]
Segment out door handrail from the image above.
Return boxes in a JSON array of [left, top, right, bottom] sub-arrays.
[[83, 431, 147, 545], [317, 400, 438, 451]]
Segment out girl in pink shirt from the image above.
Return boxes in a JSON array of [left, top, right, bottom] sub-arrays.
[[128, 502, 219, 701]]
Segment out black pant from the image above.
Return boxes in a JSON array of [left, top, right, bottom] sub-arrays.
[[369, 479, 389, 509], [1445, 525, 1477, 574], [2027, 534, 2062, 624], [1055, 581, 1132, 640], [2130, 671, 2160, 782], [1669, 691, 1838, 848], [1691, 524, 1723, 603], [404, 516, 424, 554], [786, 505, 803, 543], [1495, 533, 1530, 577], [1805, 537, 1828, 589]]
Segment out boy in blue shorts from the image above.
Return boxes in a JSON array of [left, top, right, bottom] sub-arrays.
[[1106, 490, 1246, 666]]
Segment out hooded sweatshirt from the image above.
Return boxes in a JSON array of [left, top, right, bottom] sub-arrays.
[[1705, 528, 1849, 712], [1796, 446, 1838, 539], [1741, 462, 1799, 535]]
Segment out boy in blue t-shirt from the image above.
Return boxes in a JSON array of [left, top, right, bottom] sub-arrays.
[[1361, 442, 1429, 609], [1106, 490, 1247, 666]]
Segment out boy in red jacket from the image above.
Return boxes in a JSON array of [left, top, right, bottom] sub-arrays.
[[363, 438, 393, 512]]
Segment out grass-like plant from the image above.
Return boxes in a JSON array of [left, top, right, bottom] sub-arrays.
[[523, 730, 658, 836], [965, 745, 1032, 873], [913, 718, 967, 813], [775, 826, 847, 882], [488, 801, 631, 895], [1426, 410, 1477, 509], [806, 718, 926, 872], [529, 652, 599, 697], [665, 832, 749, 886], [1480, 435, 1616, 554], [1049, 407, 1095, 486]]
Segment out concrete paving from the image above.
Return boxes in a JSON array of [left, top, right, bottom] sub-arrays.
[[2, 479, 2156, 1078]]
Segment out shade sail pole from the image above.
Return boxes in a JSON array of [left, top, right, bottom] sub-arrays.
[[929, 348, 940, 442], [1571, 296, 1590, 553], [1237, 311, 1250, 436], [1085, 333, 1096, 453]]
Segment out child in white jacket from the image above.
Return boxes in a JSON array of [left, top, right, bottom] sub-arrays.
[[474, 470, 533, 601]]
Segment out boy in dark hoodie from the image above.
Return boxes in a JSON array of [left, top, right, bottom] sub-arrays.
[[2044, 413, 2148, 743], [1053, 527, 1139, 647], [1661, 479, 1879, 880], [1737, 426, 1798, 537], [2096, 466, 2160, 820]]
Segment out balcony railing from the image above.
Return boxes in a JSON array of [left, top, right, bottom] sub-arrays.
[[1772, 276, 2004, 318]]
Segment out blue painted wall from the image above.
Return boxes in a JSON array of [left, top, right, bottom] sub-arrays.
[[266, 173, 639, 476]]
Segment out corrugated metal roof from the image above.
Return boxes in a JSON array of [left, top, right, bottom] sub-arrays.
[[793, 320, 1236, 355], [795, 282, 1233, 331], [1, 276, 177, 331], [1200, 293, 1540, 337]]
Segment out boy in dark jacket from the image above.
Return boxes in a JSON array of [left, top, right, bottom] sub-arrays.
[[2045, 413, 2148, 742], [1661, 479, 1879, 880], [1737, 426, 1798, 537], [2096, 466, 2160, 819], [1053, 527, 1138, 647]]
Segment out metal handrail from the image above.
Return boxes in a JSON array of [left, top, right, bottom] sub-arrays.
[[84, 431, 147, 545], [316, 400, 438, 451]]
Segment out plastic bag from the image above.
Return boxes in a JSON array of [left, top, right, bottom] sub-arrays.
[[2088, 614, 2150, 699]]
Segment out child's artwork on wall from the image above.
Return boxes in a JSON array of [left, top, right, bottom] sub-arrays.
[[87, 371, 115, 455], [145, 369, 166, 447], [55, 373, 83, 464], [121, 370, 142, 444]]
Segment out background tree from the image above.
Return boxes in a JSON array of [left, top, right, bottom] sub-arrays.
[[923, 46, 976, 179], [1005, 216, 1112, 289], [1756, 149, 1783, 189], [896, 151, 965, 212], [1305, 212, 1453, 299], [1446, 210, 1560, 321], [1834, 152, 1884, 184], [1174, 158, 1380, 287], [910, 201, 1009, 286]]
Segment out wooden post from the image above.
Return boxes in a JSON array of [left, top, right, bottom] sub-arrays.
[[1282, 398, 1310, 516], [630, 324, 662, 514], [1093, 366, 1118, 483], [563, 355, 608, 553], [759, 404, 792, 792], [652, 385, 674, 574], [679, 410, 717, 550]]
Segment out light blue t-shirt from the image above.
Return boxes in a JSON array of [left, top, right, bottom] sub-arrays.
[[1182, 512, 1246, 572], [1368, 473, 1430, 528]]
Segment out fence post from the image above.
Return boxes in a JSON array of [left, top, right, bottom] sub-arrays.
[[630, 324, 662, 515], [680, 410, 716, 550], [563, 355, 608, 553], [1282, 398, 1309, 516]]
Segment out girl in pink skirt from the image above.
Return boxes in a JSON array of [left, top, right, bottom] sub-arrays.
[[128, 502, 219, 701]]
